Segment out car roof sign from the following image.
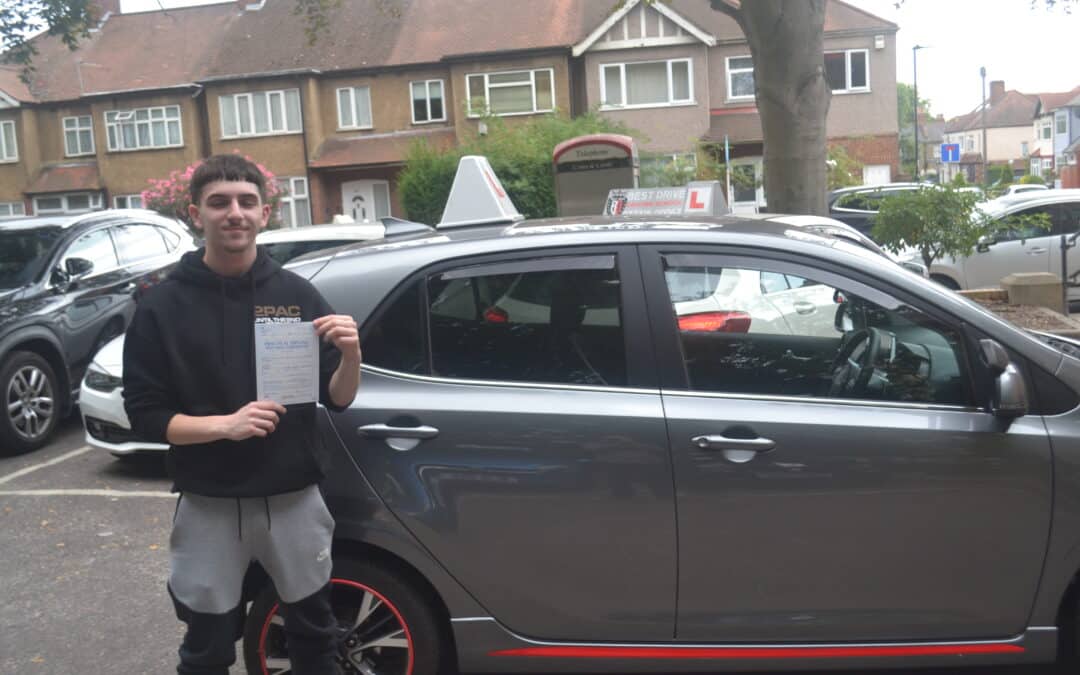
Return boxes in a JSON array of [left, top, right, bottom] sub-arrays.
[[438, 155, 524, 229]]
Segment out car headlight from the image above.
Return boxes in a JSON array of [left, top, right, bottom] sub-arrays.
[[84, 366, 122, 393]]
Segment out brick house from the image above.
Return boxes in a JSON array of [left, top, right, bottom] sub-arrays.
[[0, 0, 900, 224]]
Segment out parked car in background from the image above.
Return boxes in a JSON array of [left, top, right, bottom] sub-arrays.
[[827, 182, 933, 237], [0, 210, 194, 454], [919, 189, 1080, 296], [1003, 183, 1050, 197], [80, 219, 385, 457], [256, 220, 384, 265]]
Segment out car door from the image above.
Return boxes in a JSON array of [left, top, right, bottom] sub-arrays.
[[640, 246, 1052, 643], [1046, 200, 1080, 302], [110, 222, 177, 301], [328, 247, 677, 641], [53, 226, 128, 375], [962, 204, 1057, 289]]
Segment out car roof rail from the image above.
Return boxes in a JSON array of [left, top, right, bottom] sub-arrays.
[[437, 155, 524, 229], [380, 216, 435, 237]]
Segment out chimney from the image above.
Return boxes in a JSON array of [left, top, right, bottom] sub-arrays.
[[990, 80, 1006, 105]]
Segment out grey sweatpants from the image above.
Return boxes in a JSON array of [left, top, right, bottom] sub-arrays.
[[170, 484, 335, 613]]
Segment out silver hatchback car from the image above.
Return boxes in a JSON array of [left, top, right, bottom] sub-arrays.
[[238, 162, 1080, 675]]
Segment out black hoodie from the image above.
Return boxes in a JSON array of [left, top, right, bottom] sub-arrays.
[[122, 247, 346, 497]]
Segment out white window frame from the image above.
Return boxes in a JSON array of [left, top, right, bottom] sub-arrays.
[[0, 201, 25, 218], [410, 79, 446, 124], [1041, 119, 1053, 140], [1042, 157, 1054, 172], [825, 49, 870, 94], [1021, 141, 1029, 157], [465, 68, 555, 118], [0, 119, 17, 162], [599, 58, 694, 110], [725, 56, 755, 102], [1057, 112, 1067, 135], [63, 115, 95, 157], [105, 105, 183, 152], [219, 89, 301, 138], [277, 176, 311, 228], [336, 86, 374, 130], [113, 194, 143, 209], [33, 192, 103, 215]]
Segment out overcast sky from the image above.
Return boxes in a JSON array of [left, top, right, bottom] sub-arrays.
[[122, 0, 1079, 121]]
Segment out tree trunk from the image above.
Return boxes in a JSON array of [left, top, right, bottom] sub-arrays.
[[714, 0, 830, 215]]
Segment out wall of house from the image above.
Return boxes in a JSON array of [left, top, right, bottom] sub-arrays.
[[988, 126, 1031, 163], [317, 66, 454, 142], [447, 53, 572, 144], [89, 94, 205, 198], [823, 33, 897, 138], [829, 133, 899, 181], [0, 109, 34, 203], [583, 43, 709, 153], [204, 78, 309, 178]]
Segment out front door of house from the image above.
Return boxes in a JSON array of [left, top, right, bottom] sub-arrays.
[[341, 180, 390, 223]]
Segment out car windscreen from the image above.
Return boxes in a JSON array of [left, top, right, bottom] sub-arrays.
[[260, 239, 353, 265], [0, 226, 64, 289]]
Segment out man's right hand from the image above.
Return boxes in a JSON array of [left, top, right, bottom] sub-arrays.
[[223, 401, 287, 440]]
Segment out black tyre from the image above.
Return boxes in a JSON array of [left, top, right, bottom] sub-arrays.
[[931, 274, 960, 290], [243, 557, 446, 675], [0, 351, 61, 455]]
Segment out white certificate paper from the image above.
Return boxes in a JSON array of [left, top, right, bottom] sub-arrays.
[[254, 321, 318, 405]]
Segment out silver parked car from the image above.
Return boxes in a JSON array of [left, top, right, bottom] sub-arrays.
[[923, 188, 1080, 297], [232, 162, 1080, 675]]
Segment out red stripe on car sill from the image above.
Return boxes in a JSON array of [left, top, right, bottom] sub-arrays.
[[491, 643, 1024, 659]]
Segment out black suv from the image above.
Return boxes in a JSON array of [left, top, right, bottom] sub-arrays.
[[826, 182, 931, 237], [0, 210, 195, 454]]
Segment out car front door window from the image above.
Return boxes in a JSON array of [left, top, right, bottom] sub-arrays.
[[59, 228, 119, 278], [111, 224, 169, 265]]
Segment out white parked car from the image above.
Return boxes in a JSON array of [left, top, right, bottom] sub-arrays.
[[1002, 183, 1049, 197], [81, 220, 386, 456], [919, 189, 1080, 299]]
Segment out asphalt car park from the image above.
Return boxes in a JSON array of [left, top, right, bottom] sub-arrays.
[[0, 419, 1057, 675]]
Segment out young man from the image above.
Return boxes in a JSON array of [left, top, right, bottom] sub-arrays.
[[123, 154, 360, 675]]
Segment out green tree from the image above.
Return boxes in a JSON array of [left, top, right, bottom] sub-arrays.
[[872, 185, 1049, 269], [897, 82, 931, 177]]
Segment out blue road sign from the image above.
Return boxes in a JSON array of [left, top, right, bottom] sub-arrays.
[[941, 143, 961, 163]]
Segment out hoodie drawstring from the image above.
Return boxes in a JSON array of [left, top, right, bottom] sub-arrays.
[[236, 498, 242, 540]]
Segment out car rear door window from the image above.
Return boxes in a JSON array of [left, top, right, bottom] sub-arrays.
[[426, 256, 626, 386], [111, 223, 169, 264], [660, 254, 971, 405]]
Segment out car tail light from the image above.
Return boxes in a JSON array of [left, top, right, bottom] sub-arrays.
[[483, 306, 509, 323], [678, 311, 752, 333]]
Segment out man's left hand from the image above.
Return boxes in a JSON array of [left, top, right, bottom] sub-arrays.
[[314, 314, 361, 363]]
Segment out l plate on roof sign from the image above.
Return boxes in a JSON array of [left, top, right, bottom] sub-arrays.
[[604, 181, 727, 217]]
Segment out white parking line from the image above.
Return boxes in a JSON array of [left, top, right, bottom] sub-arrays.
[[0, 488, 173, 498], [0, 445, 93, 486]]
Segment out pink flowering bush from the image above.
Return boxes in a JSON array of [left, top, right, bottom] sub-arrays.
[[142, 155, 285, 230]]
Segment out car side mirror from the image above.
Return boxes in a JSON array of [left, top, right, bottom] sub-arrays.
[[980, 338, 1028, 419], [976, 234, 994, 253], [64, 257, 94, 278]]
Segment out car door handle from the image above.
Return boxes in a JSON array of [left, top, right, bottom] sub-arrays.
[[357, 423, 439, 440], [1027, 248, 1047, 254], [792, 300, 816, 315], [691, 434, 776, 464]]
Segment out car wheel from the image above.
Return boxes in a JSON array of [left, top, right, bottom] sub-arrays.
[[243, 557, 446, 675], [0, 351, 61, 455], [931, 274, 960, 290]]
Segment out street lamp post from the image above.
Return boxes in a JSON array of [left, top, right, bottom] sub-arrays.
[[981, 66, 988, 185], [913, 45, 927, 181]]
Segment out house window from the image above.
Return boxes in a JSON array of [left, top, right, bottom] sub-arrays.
[[219, 89, 301, 138], [0, 201, 25, 218], [337, 86, 373, 130], [824, 49, 869, 93], [63, 116, 94, 157], [640, 152, 698, 187], [725, 56, 755, 100], [0, 120, 17, 161], [1043, 158, 1054, 172], [105, 106, 182, 151], [600, 59, 693, 108], [1041, 119, 1052, 140], [1021, 141, 1029, 157], [965, 136, 974, 151], [277, 176, 311, 228], [113, 194, 143, 209], [1057, 113, 1067, 135], [411, 80, 445, 124], [466, 68, 554, 117], [33, 192, 103, 215]]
